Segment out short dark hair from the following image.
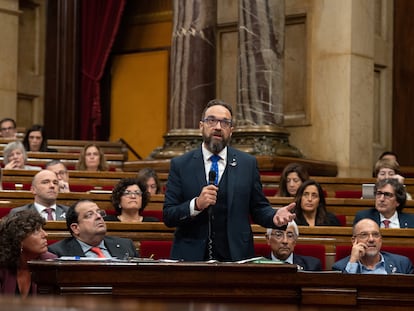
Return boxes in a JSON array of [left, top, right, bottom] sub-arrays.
[[374, 178, 406, 211], [0, 118, 16, 128], [111, 178, 149, 215], [66, 200, 94, 235], [201, 99, 233, 120], [378, 151, 398, 161]]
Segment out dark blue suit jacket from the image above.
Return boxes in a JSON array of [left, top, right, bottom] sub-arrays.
[[332, 251, 414, 274], [9, 203, 68, 221], [353, 208, 414, 228], [163, 146, 277, 261], [48, 236, 138, 259], [268, 253, 322, 271]]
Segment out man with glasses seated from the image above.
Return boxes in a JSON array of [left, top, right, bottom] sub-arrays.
[[45, 160, 70, 193], [48, 200, 138, 259], [332, 218, 413, 274], [354, 179, 414, 228], [0, 117, 17, 139], [266, 221, 322, 271]]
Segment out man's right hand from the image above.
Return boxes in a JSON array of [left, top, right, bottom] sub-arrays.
[[195, 184, 218, 211], [349, 240, 366, 263]]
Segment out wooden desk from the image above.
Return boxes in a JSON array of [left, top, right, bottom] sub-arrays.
[[0, 296, 364, 311], [29, 260, 414, 308]]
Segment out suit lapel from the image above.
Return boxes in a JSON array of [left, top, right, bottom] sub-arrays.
[[226, 147, 238, 211], [193, 147, 207, 188]]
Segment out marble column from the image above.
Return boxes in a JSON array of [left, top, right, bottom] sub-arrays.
[[153, 0, 217, 159], [0, 2, 19, 119], [232, 0, 301, 157]]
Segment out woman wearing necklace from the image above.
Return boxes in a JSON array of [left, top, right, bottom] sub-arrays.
[[104, 178, 159, 222]]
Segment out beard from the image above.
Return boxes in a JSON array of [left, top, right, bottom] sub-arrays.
[[203, 130, 231, 154]]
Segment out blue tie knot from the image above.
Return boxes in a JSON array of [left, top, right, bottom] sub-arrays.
[[210, 155, 221, 163]]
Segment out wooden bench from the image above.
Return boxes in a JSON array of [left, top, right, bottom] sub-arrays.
[[0, 138, 128, 157], [261, 176, 414, 198], [1, 169, 137, 191], [123, 155, 339, 176], [42, 221, 414, 269], [1, 190, 414, 226]]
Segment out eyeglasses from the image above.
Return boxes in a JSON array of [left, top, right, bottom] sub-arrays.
[[375, 191, 394, 199], [55, 170, 67, 177], [122, 190, 142, 197], [202, 117, 232, 129], [269, 231, 296, 241], [354, 231, 382, 241], [83, 209, 106, 219], [1, 126, 15, 132]]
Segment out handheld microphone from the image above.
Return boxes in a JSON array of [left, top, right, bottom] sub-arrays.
[[207, 170, 216, 260], [208, 170, 216, 185]]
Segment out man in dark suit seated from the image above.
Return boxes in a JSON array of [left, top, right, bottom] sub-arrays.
[[266, 221, 322, 271], [48, 200, 138, 259], [332, 218, 413, 274], [9, 170, 68, 221], [354, 178, 414, 228]]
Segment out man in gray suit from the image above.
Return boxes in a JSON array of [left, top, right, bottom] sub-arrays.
[[9, 169, 68, 220], [48, 200, 138, 259]]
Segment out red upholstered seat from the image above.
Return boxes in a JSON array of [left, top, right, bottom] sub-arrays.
[[139, 240, 172, 259], [0, 207, 12, 218], [336, 214, 347, 226], [335, 190, 362, 198], [2, 182, 31, 191], [335, 245, 414, 264], [254, 243, 326, 270], [141, 210, 162, 221]]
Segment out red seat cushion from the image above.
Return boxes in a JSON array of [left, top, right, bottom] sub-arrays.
[[335, 190, 362, 198], [0, 208, 12, 218], [141, 210, 162, 221], [139, 240, 172, 259]]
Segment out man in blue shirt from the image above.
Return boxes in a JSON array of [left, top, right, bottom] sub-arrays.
[[332, 218, 413, 274]]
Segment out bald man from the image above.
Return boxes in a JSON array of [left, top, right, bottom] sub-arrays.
[[332, 218, 413, 274], [9, 170, 69, 220]]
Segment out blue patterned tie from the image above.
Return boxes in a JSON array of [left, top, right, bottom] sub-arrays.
[[210, 155, 220, 185]]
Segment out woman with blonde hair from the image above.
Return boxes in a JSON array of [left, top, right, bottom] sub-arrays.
[[76, 143, 109, 171]]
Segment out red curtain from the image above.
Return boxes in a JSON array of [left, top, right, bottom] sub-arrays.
[[80, 0, 126, 140]]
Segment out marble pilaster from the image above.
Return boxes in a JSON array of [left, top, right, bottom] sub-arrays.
[[232, 0, 301, 157], [153, 0, 217, 159], [0, 2, 19, 119]]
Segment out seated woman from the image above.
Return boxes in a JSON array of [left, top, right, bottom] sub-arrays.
[[104, 178, 159, 222], [137, 167, 162, 195], [3, 141, 41, 170], [0, 210, 57, 297], [76, 143, 109, 171], [276, 162, 309, 197], [294, 179, 341, 226], [374, 158, 412, 200], [22, 124, 56, 152]]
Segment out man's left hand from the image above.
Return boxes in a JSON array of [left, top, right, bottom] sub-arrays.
[[273, 202, 296, 226]]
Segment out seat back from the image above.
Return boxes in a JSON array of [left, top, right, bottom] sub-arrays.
[[335, 245, 414, 264], [139, 240, 172, 259]]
